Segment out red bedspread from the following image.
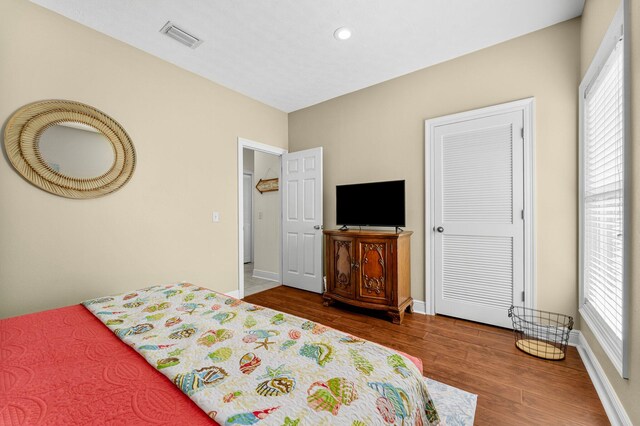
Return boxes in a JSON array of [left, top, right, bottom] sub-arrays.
[[1, 305, 423, 425], [0, 305, 215, 425]]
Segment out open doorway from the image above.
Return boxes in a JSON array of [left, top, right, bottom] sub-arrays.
[[242, 146, 283, 297], [237, 138, 324, 299]]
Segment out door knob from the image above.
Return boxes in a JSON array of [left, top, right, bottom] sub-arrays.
[[314, 225, 321, 230], [436, 226, 444, 233]]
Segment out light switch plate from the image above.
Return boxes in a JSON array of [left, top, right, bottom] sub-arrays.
[[212, 212, 220, 222]]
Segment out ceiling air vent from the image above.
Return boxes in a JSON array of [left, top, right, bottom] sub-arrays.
[[159, 21, 203, 49]]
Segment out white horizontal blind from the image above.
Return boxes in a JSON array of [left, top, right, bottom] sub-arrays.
[[583, 38, 624, 345]]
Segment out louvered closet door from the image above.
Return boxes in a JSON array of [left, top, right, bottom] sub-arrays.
[[433, 111, 524, 328]]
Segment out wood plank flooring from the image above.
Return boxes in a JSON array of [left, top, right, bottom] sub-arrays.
[[244, 286, 608, 426]]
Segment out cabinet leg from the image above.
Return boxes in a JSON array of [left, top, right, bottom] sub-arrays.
[[406, 300, 414, 314], [388, 309, 405, 324], [322, 295, 335, 307]]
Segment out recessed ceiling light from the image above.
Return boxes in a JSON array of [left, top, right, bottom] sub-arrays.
[[333, 27, 352, 41]]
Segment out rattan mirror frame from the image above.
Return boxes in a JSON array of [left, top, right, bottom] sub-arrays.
[[4, 100, 135, 198]]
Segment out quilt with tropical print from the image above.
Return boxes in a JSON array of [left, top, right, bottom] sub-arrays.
[[83, 283, 440, 425]]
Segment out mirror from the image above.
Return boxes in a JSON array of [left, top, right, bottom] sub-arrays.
[[38, 122, 115, 179], [4, 100, 135, 198]]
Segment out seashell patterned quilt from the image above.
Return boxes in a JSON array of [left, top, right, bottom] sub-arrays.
[[83, 283, 440, 425]]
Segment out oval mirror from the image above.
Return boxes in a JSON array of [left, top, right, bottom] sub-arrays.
[[38, 121, 115, 179], [4, 100, 135, 198]]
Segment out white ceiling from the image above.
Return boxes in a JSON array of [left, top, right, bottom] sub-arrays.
[[31, 0, 584, 112]]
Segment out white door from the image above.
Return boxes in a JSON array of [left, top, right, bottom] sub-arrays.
[[433, 111, 524, 328], [243, 173, 253, 263], [282, 147, 323, 293]]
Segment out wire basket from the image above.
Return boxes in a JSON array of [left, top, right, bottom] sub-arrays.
[[508, 305, 573, 360]]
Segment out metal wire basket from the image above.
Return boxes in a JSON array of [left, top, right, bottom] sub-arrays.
[[508, 305, 573, 360]]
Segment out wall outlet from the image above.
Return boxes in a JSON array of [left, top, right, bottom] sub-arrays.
[[212, 212, 220, 222]]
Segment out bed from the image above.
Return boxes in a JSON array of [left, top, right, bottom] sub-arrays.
[[1, 283, 441, 425]]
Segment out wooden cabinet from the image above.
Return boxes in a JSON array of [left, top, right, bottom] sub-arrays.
[[323, 229, 413, 324]]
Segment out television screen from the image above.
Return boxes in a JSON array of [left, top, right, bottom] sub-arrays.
[[336, 180, 405, 227]]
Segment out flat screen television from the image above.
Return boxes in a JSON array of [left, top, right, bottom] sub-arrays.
[[336, 180, 405, 227]]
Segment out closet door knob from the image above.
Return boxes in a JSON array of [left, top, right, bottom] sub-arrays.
[[436, 226, 444, 233]]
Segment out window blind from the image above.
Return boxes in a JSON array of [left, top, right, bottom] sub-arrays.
[[583, 38, 624, 344]]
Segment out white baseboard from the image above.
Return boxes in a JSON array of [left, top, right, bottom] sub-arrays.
[[574, 331, 632, 426], [224, 290, 240, 299], [252, 269, 280, 282], [412, 299, 427, 314], [568, 329, 581, 347]]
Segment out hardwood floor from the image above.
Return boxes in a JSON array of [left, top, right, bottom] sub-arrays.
[[244, 286, 609, 426]]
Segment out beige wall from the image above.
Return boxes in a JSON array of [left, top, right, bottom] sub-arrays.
[[579, 0, 639, 423], [581, 0, 623, 73], [289, 19, 581, 317], [0, 0, 287, 319], [252, 151, 281, 277]]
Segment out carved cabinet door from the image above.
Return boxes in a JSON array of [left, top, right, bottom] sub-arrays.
[[355, 238, 392, 305], [330, 236, 356, 299]]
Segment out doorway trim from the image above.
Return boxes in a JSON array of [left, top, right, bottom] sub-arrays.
[[237, 137, 287, 298], [424, 97, 536, 316]]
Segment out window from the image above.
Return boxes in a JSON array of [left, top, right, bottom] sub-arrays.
[[579, 7, 628, 378]]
